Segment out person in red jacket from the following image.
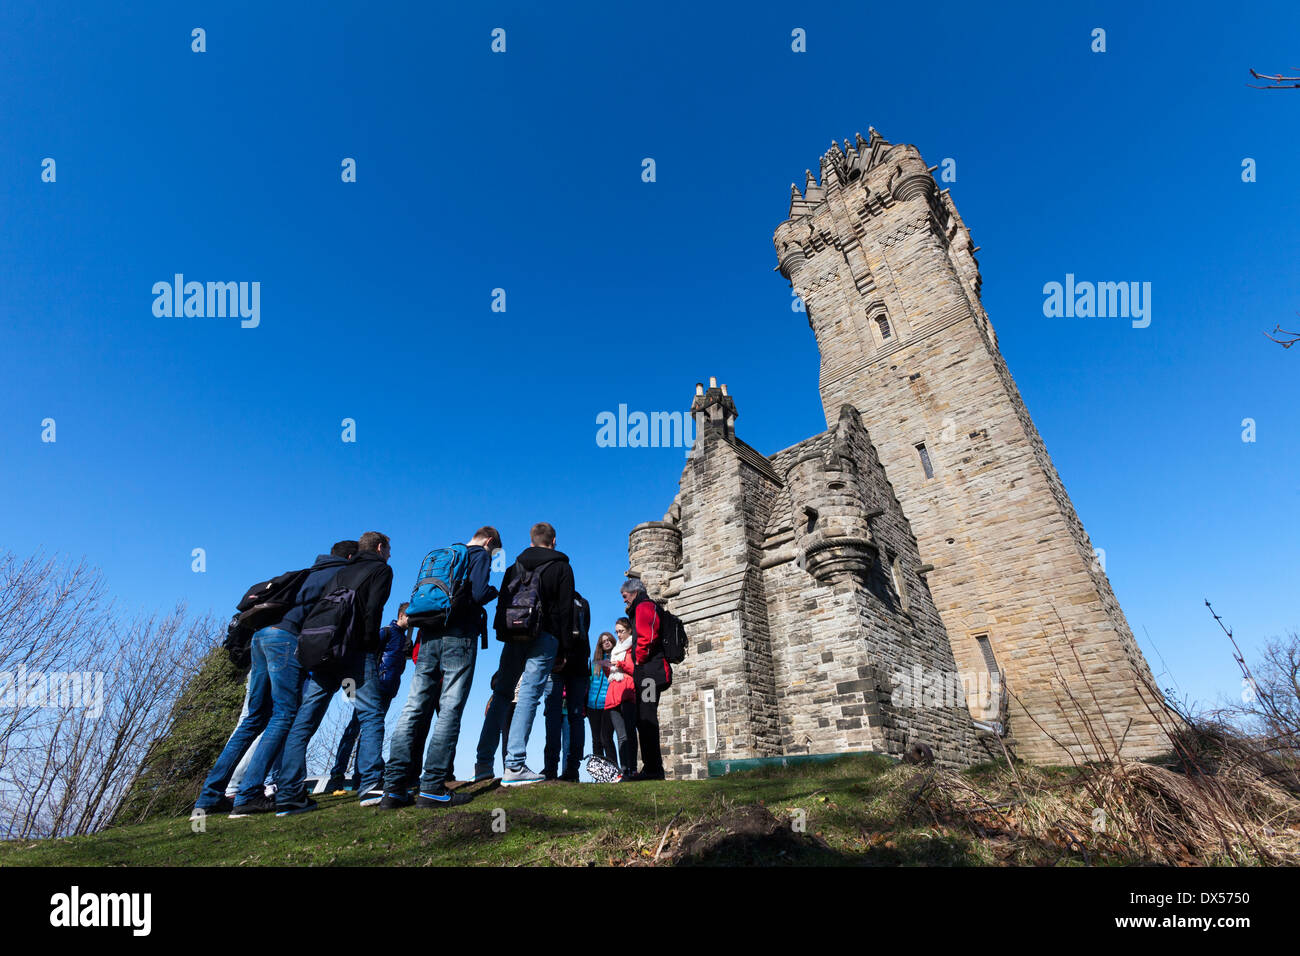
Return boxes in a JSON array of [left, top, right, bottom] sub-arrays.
[[620, 578, 670, 780], [602, 619, 639, 774]]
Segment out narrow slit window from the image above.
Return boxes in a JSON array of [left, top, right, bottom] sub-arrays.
[[890, 555, 909, 612], [916, 442, 935, 479], [975, 635, 1000, 676], [703, 689, 718, 753], [876, 315, 892, 339]]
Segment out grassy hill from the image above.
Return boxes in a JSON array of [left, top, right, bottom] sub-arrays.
[[4, 752, 1297, 866]]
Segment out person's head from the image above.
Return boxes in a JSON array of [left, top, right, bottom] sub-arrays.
[[358, 531, 391, 562], [530, 522, 556, 550], [620, 577, 646, 609], [615, 617, 632, 641], [594, 631, 615, 660], [397, 601, 410, 629], [331, 539, 359, 560], [470, 525, 502, 552]]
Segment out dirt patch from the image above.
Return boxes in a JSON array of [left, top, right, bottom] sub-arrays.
[[659, 805, 832, 865], [419, 808, 564, 844]]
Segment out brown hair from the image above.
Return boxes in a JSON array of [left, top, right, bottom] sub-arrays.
[[593, 631, 615, 662], [474, 526, 502, 550], [530, 522, 556, 547], [358, 531, 390, 553], [615, 616, 632, 636]]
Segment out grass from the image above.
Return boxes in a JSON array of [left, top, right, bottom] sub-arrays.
[[3, 752, 1295, 866]]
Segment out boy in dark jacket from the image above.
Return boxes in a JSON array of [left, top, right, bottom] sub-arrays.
[[277, 531, 394, 814], [381, 527, 501, 809], [326, 603, 411, 791], [492, 522, 576, 787]]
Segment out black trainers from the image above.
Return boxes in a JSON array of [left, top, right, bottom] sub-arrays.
[[624, 769, 666, 782], [378, 790, 414, 810], [415, 787, 473, 808], [325, 775, 348, 793], [229, 794, 276, 817], [275, 796, 318, 816]]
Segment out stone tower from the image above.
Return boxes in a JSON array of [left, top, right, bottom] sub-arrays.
[[773, 130, 1166, 762]]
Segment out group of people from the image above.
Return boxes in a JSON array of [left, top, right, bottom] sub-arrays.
[[192, 522, 672, 819]]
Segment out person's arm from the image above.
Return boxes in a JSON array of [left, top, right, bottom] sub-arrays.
[[368, 565, 394, 647], [554, 564, 575, 642], [467, 547, 498, 606], [634, 601, 660, 665]]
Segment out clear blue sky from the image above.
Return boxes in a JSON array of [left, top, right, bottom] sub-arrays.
[[2, 1, 1297, 777]]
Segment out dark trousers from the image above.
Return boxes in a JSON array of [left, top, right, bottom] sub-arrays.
[[543, 672, 588, 777], [634, 666, 665, 775], [587, 709, 614, 762]]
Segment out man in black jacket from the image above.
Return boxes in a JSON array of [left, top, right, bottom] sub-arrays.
[[276, 531, 394, 815], [542, 592, 590, 781], [198, 540, 355, 818], [491, 522, 575, 787]]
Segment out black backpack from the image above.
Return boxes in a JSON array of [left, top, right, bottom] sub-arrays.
[[235, 568, 311, 630], [296, 587, 359, 671], [498, 559, 557, 643], [224, 567, 311, 668], [223, 614, 254, 670], [658, 604, 688, 664]]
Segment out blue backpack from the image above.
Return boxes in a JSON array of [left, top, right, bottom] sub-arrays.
[[406, 544, 471, 629]]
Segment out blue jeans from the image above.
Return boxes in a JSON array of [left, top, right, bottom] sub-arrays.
[[543, 672, 588, 777], [385, 630, 477, 792], [225, 675, 284, 795], [196, 627, 302, 808], [278, 650, 385, 805], [329, 689, 395, 779], [496, 631, 558, 771]]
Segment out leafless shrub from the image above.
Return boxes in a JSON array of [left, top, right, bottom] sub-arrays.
[[0, 551, 216, 838]]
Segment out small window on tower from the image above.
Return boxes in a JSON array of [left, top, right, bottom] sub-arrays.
[[876, 315, 892, 339], [916, 442, 935, 479], [975, 635, 1000, 677], [703, 689, 718, 753]]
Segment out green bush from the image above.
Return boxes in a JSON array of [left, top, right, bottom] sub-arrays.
[[111, 646, 246, 825]]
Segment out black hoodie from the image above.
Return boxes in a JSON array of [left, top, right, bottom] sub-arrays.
[[494, 546, 575, 645]]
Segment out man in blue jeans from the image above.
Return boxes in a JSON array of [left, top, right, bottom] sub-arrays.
[[192, 541, 355, 818], [381, 527, 500, 809], [490, 522, 575, 787], [277, 531, 394, 815]]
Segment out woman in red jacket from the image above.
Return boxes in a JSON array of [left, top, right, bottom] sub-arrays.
[[602, 617, 639, 774]]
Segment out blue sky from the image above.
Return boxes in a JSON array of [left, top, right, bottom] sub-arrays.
[[1, 1, 1297, 777]]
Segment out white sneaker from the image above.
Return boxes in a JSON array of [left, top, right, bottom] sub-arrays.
[[359, 788, 385, 807], [502, 766, 545, 787]]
